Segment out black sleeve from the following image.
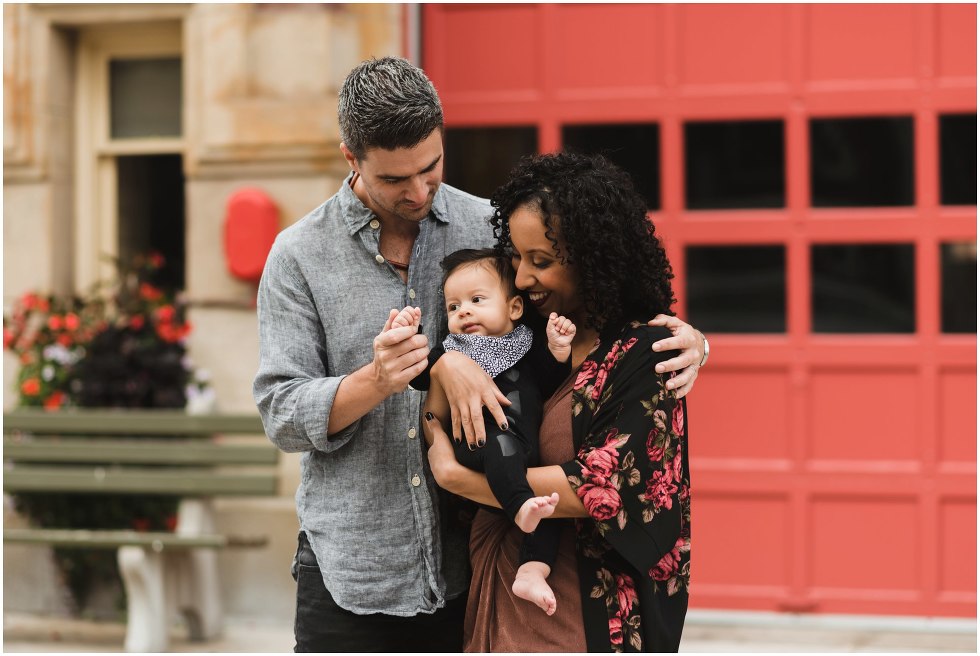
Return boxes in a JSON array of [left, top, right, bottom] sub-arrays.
[[525, 338, 572, 400], [409, 343, 444, 391]]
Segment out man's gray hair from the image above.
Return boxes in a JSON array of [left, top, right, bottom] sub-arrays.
[[338, 57, 444, 161]]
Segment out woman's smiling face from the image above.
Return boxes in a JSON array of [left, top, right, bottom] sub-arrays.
[[507, 203, 583, 323]]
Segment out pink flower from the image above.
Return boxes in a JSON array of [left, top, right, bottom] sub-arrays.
[[646, 428, 665, 462], [671, 451, 683, 482], [155, 304, 176, 323], [64, 313, 80, 331], [584, 445, 619, 481], [139, 283, 163, 301], [574, 360, 598, 391], [672, 403, 684, 435], [644, 470, 677, 511], [650, 537, 685, 581], [578, 482, 623, 521], [615, 574, 638, 616], [609, 616, 623, 646], [47, 315, 63, 331], [592, 363, 610, 400]]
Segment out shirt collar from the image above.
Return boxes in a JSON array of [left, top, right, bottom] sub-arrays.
[[338, 171, 451, 236]]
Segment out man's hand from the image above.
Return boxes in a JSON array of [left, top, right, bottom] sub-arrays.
[[390, 306, 421, 331], [431, 351, 511, 447], [648, 314, 705, 399], [373, 308, 429, 396]]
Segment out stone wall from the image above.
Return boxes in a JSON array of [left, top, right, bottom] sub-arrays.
[[3, 2, 403, 621]]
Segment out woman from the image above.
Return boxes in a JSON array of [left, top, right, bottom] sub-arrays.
[[424, 152, 691, 652]]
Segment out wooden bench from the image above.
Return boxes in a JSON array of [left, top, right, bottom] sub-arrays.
[[3, 409, 278, 653]]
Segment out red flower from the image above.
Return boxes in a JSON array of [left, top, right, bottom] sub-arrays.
[[671, 403, 684, 435], [3, 328, 14, 349], [129, 315, 145, 330], [609, 616, 623, 646], [64, 313, 81, 331], [56, 333, 73, 347], [47, 315, 63, 331], [19, 352, 33, 365], [615, 574, 638, 617], [155, 304, 176, 323], [650, 537, 685, 581], [578, 482, 622, 521], [43, 391, 65, 410], [644, 470, 677, 511], [148, 252, 165, 269], [20, 292, 39, 310], [574, 360, 598, 391], [584, 444, 619, 482], [20, 378, 40, 396], [139, 283, 163, 301]]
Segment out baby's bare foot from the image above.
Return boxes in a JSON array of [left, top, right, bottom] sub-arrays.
[[514, 493, 559, 533], [513, 563, 557, 615]]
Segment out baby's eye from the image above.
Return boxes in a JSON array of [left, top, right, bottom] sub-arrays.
[[448, 304, 459, 312], [471, 296, 484, 304]]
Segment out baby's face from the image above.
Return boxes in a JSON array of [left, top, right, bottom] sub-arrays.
[[444, 262, 523, 337]]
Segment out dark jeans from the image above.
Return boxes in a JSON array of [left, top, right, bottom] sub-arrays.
[[293, 532, 466, 653]]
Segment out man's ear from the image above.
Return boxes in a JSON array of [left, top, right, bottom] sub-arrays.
[[340, 143, 359, 172], [509, 295, 524, 322]]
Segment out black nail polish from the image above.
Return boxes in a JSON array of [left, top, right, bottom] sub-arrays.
[[424, 412, 434, 421], [500, 422, 508, 431], [477, 439, 486, 447], [467, 442, 475, 451]]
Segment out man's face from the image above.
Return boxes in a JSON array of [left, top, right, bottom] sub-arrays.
[[343, 130, 444, 226]]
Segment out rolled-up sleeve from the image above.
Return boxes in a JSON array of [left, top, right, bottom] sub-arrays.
[[253, 242, 360, 453]]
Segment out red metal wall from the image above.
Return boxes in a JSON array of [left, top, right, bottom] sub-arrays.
[[423, 4, 976, 618]]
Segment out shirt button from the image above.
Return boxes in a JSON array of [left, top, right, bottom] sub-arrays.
[[375, 254, 385, 264], [369, 219, 380, 229], [408, 289, 416, 299], [408, 427, 417, 439], [411, 474, 421, 487]]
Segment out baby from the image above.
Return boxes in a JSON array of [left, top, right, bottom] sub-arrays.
[[391, 248, 576, 615]]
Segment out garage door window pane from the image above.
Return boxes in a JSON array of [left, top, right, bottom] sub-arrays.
[[812, 244, 915, 333], [444, 127, 537, 199], [562, 123, 660, 210], [810, 117, 914, 207], [686, 245, 786, 333], [940, 114, 977, 206], [685, 120, 785, 210], [942, 242, 977, 333], [110, 58, 182, 139]]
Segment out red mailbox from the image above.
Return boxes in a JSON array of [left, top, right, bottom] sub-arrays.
[[224, 188, 279, 283]]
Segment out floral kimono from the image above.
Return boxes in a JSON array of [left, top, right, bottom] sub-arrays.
[[560, 321, 691, 652]]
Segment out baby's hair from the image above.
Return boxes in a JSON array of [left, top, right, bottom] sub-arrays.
[[440, 248, 519, 296]]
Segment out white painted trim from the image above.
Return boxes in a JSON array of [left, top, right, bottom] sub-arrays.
[[686, 609, 977, 635]]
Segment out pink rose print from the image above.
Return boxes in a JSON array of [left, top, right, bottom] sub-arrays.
[[609, 616, 623, 646], [615, 574, 638, 617], [646, 428, 665, 462], [578, 482, 623, 521], [672, 403, 684, 434], [574, 360, 598, 391], [671, 451, 683, 482], [592, 364, 610, 400], [650, 537, 685, 581], [644, 470, 677, 511], [584, 445, 620, 482]]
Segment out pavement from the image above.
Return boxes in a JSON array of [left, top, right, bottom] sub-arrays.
[[2, 609, 976, 653]]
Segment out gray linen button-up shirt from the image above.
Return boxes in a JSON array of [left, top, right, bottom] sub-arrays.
[[253, 173, 492, 616]]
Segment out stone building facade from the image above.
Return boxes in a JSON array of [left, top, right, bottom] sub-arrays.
[[4, 2, 403, 620]]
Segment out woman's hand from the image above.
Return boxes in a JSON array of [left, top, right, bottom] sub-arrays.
[[422, 411, 462, 491], [647, 314, 706, 399], [430, 351, 511, 447]]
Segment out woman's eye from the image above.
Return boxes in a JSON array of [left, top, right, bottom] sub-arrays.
[[532, 260, 550, 269]]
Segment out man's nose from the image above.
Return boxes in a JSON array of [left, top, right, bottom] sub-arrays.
[[406, 177, 428, 204]]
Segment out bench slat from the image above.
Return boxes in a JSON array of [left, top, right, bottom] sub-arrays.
[[3, 467, 279, 496], [3, 410, 265, 436], [4, 438, 279, 465], [4, 528, 229, 549]]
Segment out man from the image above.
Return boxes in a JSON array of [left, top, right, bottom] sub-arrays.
[[253, 57, 707, 652]]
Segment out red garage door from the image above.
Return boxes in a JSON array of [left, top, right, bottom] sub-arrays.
[[423, 3, 977, 617]]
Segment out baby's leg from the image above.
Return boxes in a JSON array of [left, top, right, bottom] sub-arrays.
[[514, 492, 558, 533], [513, 561, 556, 615]]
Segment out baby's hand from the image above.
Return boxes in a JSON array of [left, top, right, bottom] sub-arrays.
[[390, 306, 421, 331], [546, 313, 576, 362]]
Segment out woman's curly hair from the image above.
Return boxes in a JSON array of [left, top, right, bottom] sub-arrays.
[[490, 152, 675, 332]]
